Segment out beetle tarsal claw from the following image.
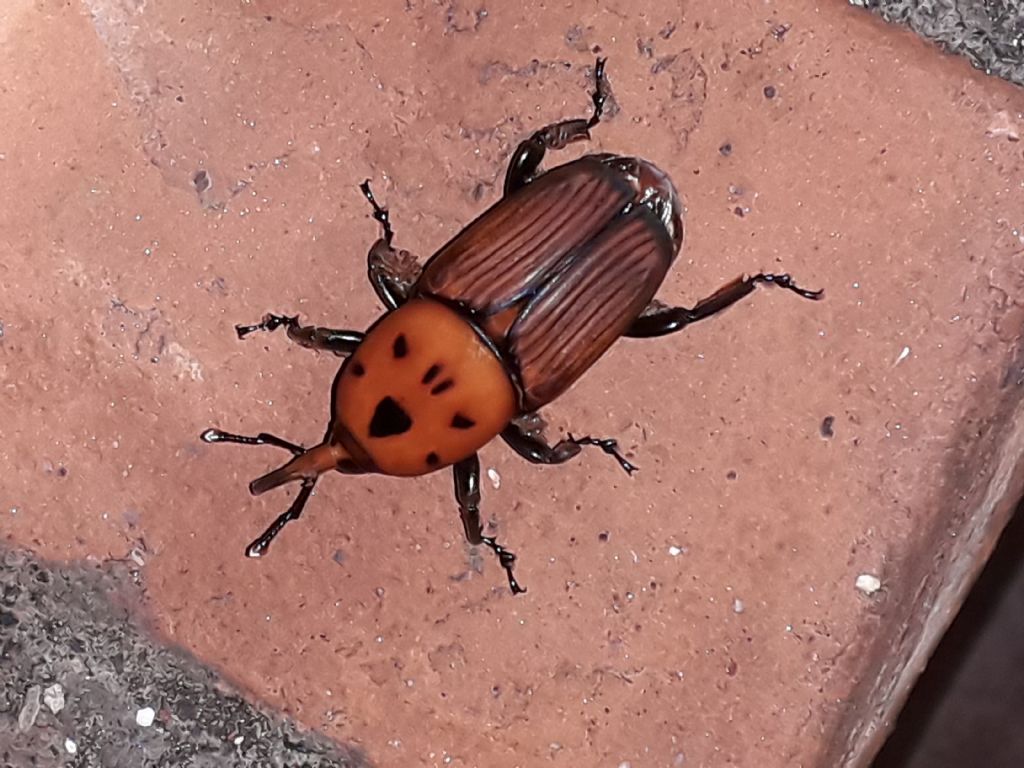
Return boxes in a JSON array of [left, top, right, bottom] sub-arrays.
[[567, 434, 639, 476], [481, 536, 527, 595], [235, 313, 298, 340], [359, 179, 395, 245], [750, 272, 824, 302]]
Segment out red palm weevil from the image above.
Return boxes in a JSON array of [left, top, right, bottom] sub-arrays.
[[202, 59, 822, 594]]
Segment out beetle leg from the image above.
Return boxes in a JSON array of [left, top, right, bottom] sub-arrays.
[[453, 454, 526, 595], [501, 419, 638, 475], [234, 313, 364, 356], [503, 57, 609, 196], [626, 273, 824, 338], [361, 180, 423, 310]]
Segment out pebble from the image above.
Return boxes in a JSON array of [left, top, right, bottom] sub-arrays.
[[136, 706, 156, 727]]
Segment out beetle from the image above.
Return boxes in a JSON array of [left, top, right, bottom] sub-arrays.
[[201, 59, 822, 594]]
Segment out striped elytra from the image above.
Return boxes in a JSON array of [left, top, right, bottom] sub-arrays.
[[414, 155, 679, 411]]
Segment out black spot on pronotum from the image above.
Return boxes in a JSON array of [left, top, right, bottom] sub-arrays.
[[451, 413, 475, 430], [351, 361, 365, 377], [369, 396, 413, 438], [393, 334, 408, 358], [431, 379, 454, 395], [421, 363, 441, 384], [426, 452, 440, 467]]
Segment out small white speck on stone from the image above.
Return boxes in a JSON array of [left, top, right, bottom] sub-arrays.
[[65, 738, 78, 755], [855, 573, 882, 595], [893, 346, 911, 366], [233, 735, 244, 746], [135, 706, 156, 727], [668, 545, 683, 557], [618, 761, 632, 768], [487, 467, 501, 489], [733, 598, 745, 614], [43, 683, 65, 714]]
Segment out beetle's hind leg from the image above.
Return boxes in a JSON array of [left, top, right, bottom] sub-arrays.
[[234, 314, 365, 356], [360, 180, 423, 310], [501, 413, 638, 475], [503, 57, 609, 196], [453, 455, 526, 595], [626, 273, 824, 338]]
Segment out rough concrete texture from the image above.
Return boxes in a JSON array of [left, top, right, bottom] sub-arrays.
[[1, 1, 1023, 767], [0, 547, 369, 767], [856, 0, 1024, 87]]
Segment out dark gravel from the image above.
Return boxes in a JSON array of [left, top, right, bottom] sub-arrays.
[[854, 0, 1024, 86], [0, 547, 371, 768]]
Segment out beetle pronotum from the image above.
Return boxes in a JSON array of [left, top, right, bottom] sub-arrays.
[[202, 58, 822, 593]]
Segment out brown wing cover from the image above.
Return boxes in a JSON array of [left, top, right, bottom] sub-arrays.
[[416, 158, 635, 312], [510, 207, 673, 410]]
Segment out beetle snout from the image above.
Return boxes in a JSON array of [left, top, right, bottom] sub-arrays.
[[248, 441, 356, 495]]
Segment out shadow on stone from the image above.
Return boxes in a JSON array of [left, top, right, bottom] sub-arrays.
[[874, 501, 1024, 768]]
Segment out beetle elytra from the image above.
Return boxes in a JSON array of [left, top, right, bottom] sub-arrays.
[[202, 59, 822, 594]]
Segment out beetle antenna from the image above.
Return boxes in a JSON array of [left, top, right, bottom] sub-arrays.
[[245, 477, 317, 557], [200, 428, 304, 455]]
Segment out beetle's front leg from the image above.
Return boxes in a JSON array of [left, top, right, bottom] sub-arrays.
[[235, 314, 364, 356], [360, 180, 423, 310], [453, 454, 526, 595], [501, 413, 638, 475], [626, 273, 824, 338], [503, 57, 609, 196]]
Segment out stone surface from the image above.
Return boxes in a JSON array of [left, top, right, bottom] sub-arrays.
[[0, 547, 368, 767], [1, 1, 1023, 767]]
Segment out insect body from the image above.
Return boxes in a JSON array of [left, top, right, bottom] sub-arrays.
[[202, 59, 822, 593]]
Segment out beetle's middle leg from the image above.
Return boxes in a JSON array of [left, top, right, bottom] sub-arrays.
[[360, 180, 423, 310], [501, 413, 638, 475], [234, 314, 364, 356], [626, 273, 824, 338], [453, 454, 526, 595], [503, 57, 609, 196]]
